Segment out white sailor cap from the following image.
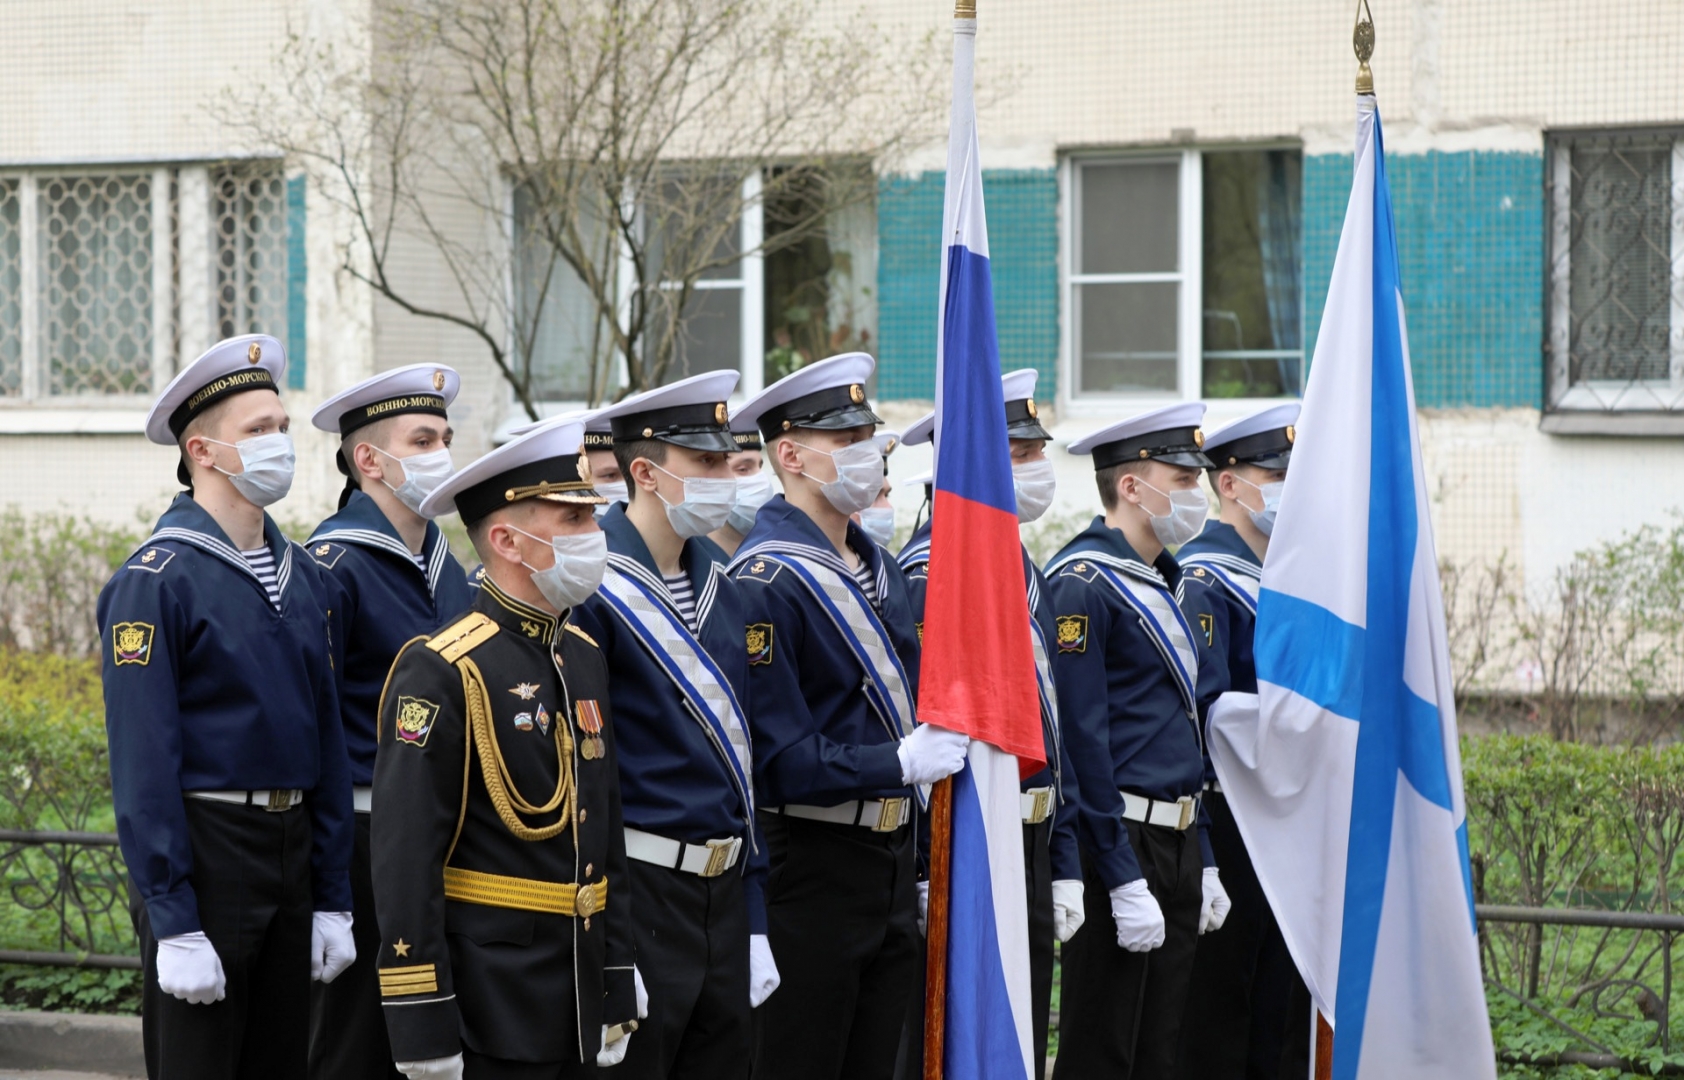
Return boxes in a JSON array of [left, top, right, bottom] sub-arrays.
[[310, 364, 461, 435], [1068, 402, 1211, 471], [874, 430, 900, 460], [420, 419, 603, 525], [900, 368, 1049, 449], [145, 334, 286, 446], [507, 408, 609, 450], [728, 406, 764, 453], [730, 352, 881, 441], [1202, 403, 1300, 470], [902, 411, 934, 447], [900, 469, 934, 490], [590, 370, 739, 454]]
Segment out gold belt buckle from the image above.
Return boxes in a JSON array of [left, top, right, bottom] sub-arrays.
[[265, 789, 296, 813], [575, 880, 602, 918], [1177, 797, 1195, 831], [872, 798, 908, 832], [1030, 789, 1053, 825], [700, 839, 734, 878]]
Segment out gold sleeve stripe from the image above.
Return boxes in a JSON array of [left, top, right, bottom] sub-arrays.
[[427, 612, 500, 663], [379, 963, 439, 997], [380, 963, 437, 977]]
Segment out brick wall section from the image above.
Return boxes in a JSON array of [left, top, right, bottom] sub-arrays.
[[876, 169, 1060, 401], [1302, 150, 1544, 409]]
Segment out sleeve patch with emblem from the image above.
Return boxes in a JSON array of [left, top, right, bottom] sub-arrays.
[[1198, 612, 1215, 647], [394, 696, 441, 748], [128, 547, 177, 574], [1055, 614, 1088, 654], [739, 558, 781, 584], [112, 621, 155, 666], [310, 542, 347, 569], [746, 622, 774, 666]]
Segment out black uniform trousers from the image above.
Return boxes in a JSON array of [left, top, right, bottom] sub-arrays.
[[309, 810, 401, 1079], [1173, 792, 1302, 1080], [130, 800, 313, 1080], [620, 857, 752, 1079], [893, 817, 1056, 1080], [1052, 819, 1201, 1080], [753, 812, 919, 1080], [463, 1048, 597, 1079]]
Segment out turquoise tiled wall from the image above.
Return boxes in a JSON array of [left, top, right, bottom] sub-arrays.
[[876, 169, 1059, 401], [1302, 150, 1543, 408]]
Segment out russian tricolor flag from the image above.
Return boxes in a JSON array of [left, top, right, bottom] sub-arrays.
[[918, 13, 1042, 1080]]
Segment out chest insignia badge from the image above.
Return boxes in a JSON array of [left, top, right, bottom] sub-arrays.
[[512, 711, 534, 732], [534, 703, 551, 736], [510, 683, 539, 700]]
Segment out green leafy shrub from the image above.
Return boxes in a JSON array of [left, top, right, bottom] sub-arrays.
[[0, 508, 144, 658]]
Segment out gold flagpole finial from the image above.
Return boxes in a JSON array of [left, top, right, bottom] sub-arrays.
[[1353, 0, 1376, 95], [955, 0, 976, 18]]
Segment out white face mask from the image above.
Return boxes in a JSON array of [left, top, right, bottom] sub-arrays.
[[650, 462, 737, 539], [1011, 458, 1057, 524], [591, 479, 629, 519], [727, 472, 775, 534], [856, 506, 896, 547], [510, 526, 608, 612], [374, 445, 454, 517], [1233, 475, 1285, 537], [206, 433, 295, 508], [794, 440, 882, 517], [1136, 479, 1207, 548]]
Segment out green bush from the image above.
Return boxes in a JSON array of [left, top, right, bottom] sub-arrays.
[[0, 508, 145, 658]]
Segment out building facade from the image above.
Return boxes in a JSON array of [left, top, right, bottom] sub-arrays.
[[2, 0, 1681, 597]]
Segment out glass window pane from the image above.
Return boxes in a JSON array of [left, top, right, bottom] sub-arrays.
[[1201, 149, 1304, 398], [515, 182, 602, 400], [647, 175, 743, 284], [1079, 162, 1179, 275], [653, 286, 742, 382], [214, 164, 287, 344], [1077, 281, 1179, 394], [41, 174, 154, 396], [0, 180, 20, 396], [1567, 138, 1672, 385]]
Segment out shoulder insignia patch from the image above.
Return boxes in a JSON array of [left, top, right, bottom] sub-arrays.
[[111, 621, 155, 666], [127, 547, 177, 574], [906, 563, 928, 581], [1192, 566, 1208, 577], [468, 565, 487, 587], [746, 622, 774, 666], [426, 611, 499, 663], [1198, 612, 1215, 647], [1055, 614, 1088, 654], [739, 558, 781, 584], [310, 542, 347, 570], [565, 624, 599, 648], [393, 696, 441, 748], [1058, 561, 1099, 583]]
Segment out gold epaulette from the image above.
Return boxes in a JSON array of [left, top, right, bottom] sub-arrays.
[[564, 623, 598, 648], [427, 612, 500, 663]]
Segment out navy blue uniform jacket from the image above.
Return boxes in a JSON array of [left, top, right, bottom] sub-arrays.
[[308, 490, 475, 784], [1175, 520, 1262, 785], [96, 495, 354, 938], [572, 505, 769, 933], [1044, 518, 1221, 889], [898, 519, 1082, 883], [728, 496, 921, 809]]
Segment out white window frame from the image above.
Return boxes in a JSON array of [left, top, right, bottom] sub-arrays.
[[1058, 146, 1304, 419], [1543, 133, 1684, 433], [514, 171, 765, 424]]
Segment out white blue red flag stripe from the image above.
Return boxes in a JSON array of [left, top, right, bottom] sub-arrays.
[[921, 14, 1039, 1080], [1207, 97, 1495, 1079]]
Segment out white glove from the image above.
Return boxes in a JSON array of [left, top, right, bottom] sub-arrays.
[[898, 724, 970, 786], [749, 934, 781, 1008], [916, 881, 930, 936], [395, 1055, 464, 1080], [311, 911, 356, 983], [598, 1025, 632, 1067], [1200, 868, 1231, 934], [1051, 879, 1086, 943], [634, 965, 649, 1020], [1110, 880, 1166, 953], [156, 931, 226, 1004]]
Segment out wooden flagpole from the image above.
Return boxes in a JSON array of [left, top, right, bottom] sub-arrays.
[[922, 775, 954, 1079], [1314, 1011, 1334, 1080]]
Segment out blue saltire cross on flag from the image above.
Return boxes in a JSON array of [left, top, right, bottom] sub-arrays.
[[1207, 96, 1496, 1079]]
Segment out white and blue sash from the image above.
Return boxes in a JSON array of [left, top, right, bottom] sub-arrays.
[[734, 539, 925, 808], [1180, 552, 1261, 617], [597, 555, 754, 829]]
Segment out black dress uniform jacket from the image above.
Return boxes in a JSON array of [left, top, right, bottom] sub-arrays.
[[371, 578, 637, 1065], [309, 490, 476, 783], [97, 494, 354, 937]]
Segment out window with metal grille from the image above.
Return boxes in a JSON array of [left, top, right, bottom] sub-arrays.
[[1544, 132, 1684, 433], [0, 161, 287, 407]]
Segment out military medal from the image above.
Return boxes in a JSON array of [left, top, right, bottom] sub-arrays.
[[577, 700, 605, 760]]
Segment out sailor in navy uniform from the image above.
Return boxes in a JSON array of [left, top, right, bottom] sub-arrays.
[[304, 365, 476, 1080], [728, 354, 969, 1080], [1045, 404, 1230, 1080], [372, 420, 639, 1080], [567, 373, 775, 1079], [96, 335, 356, 1080], [895, 370, 1083, 1070], [1172, 403, 1305, 1080], [710, 413, 773, 558]]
